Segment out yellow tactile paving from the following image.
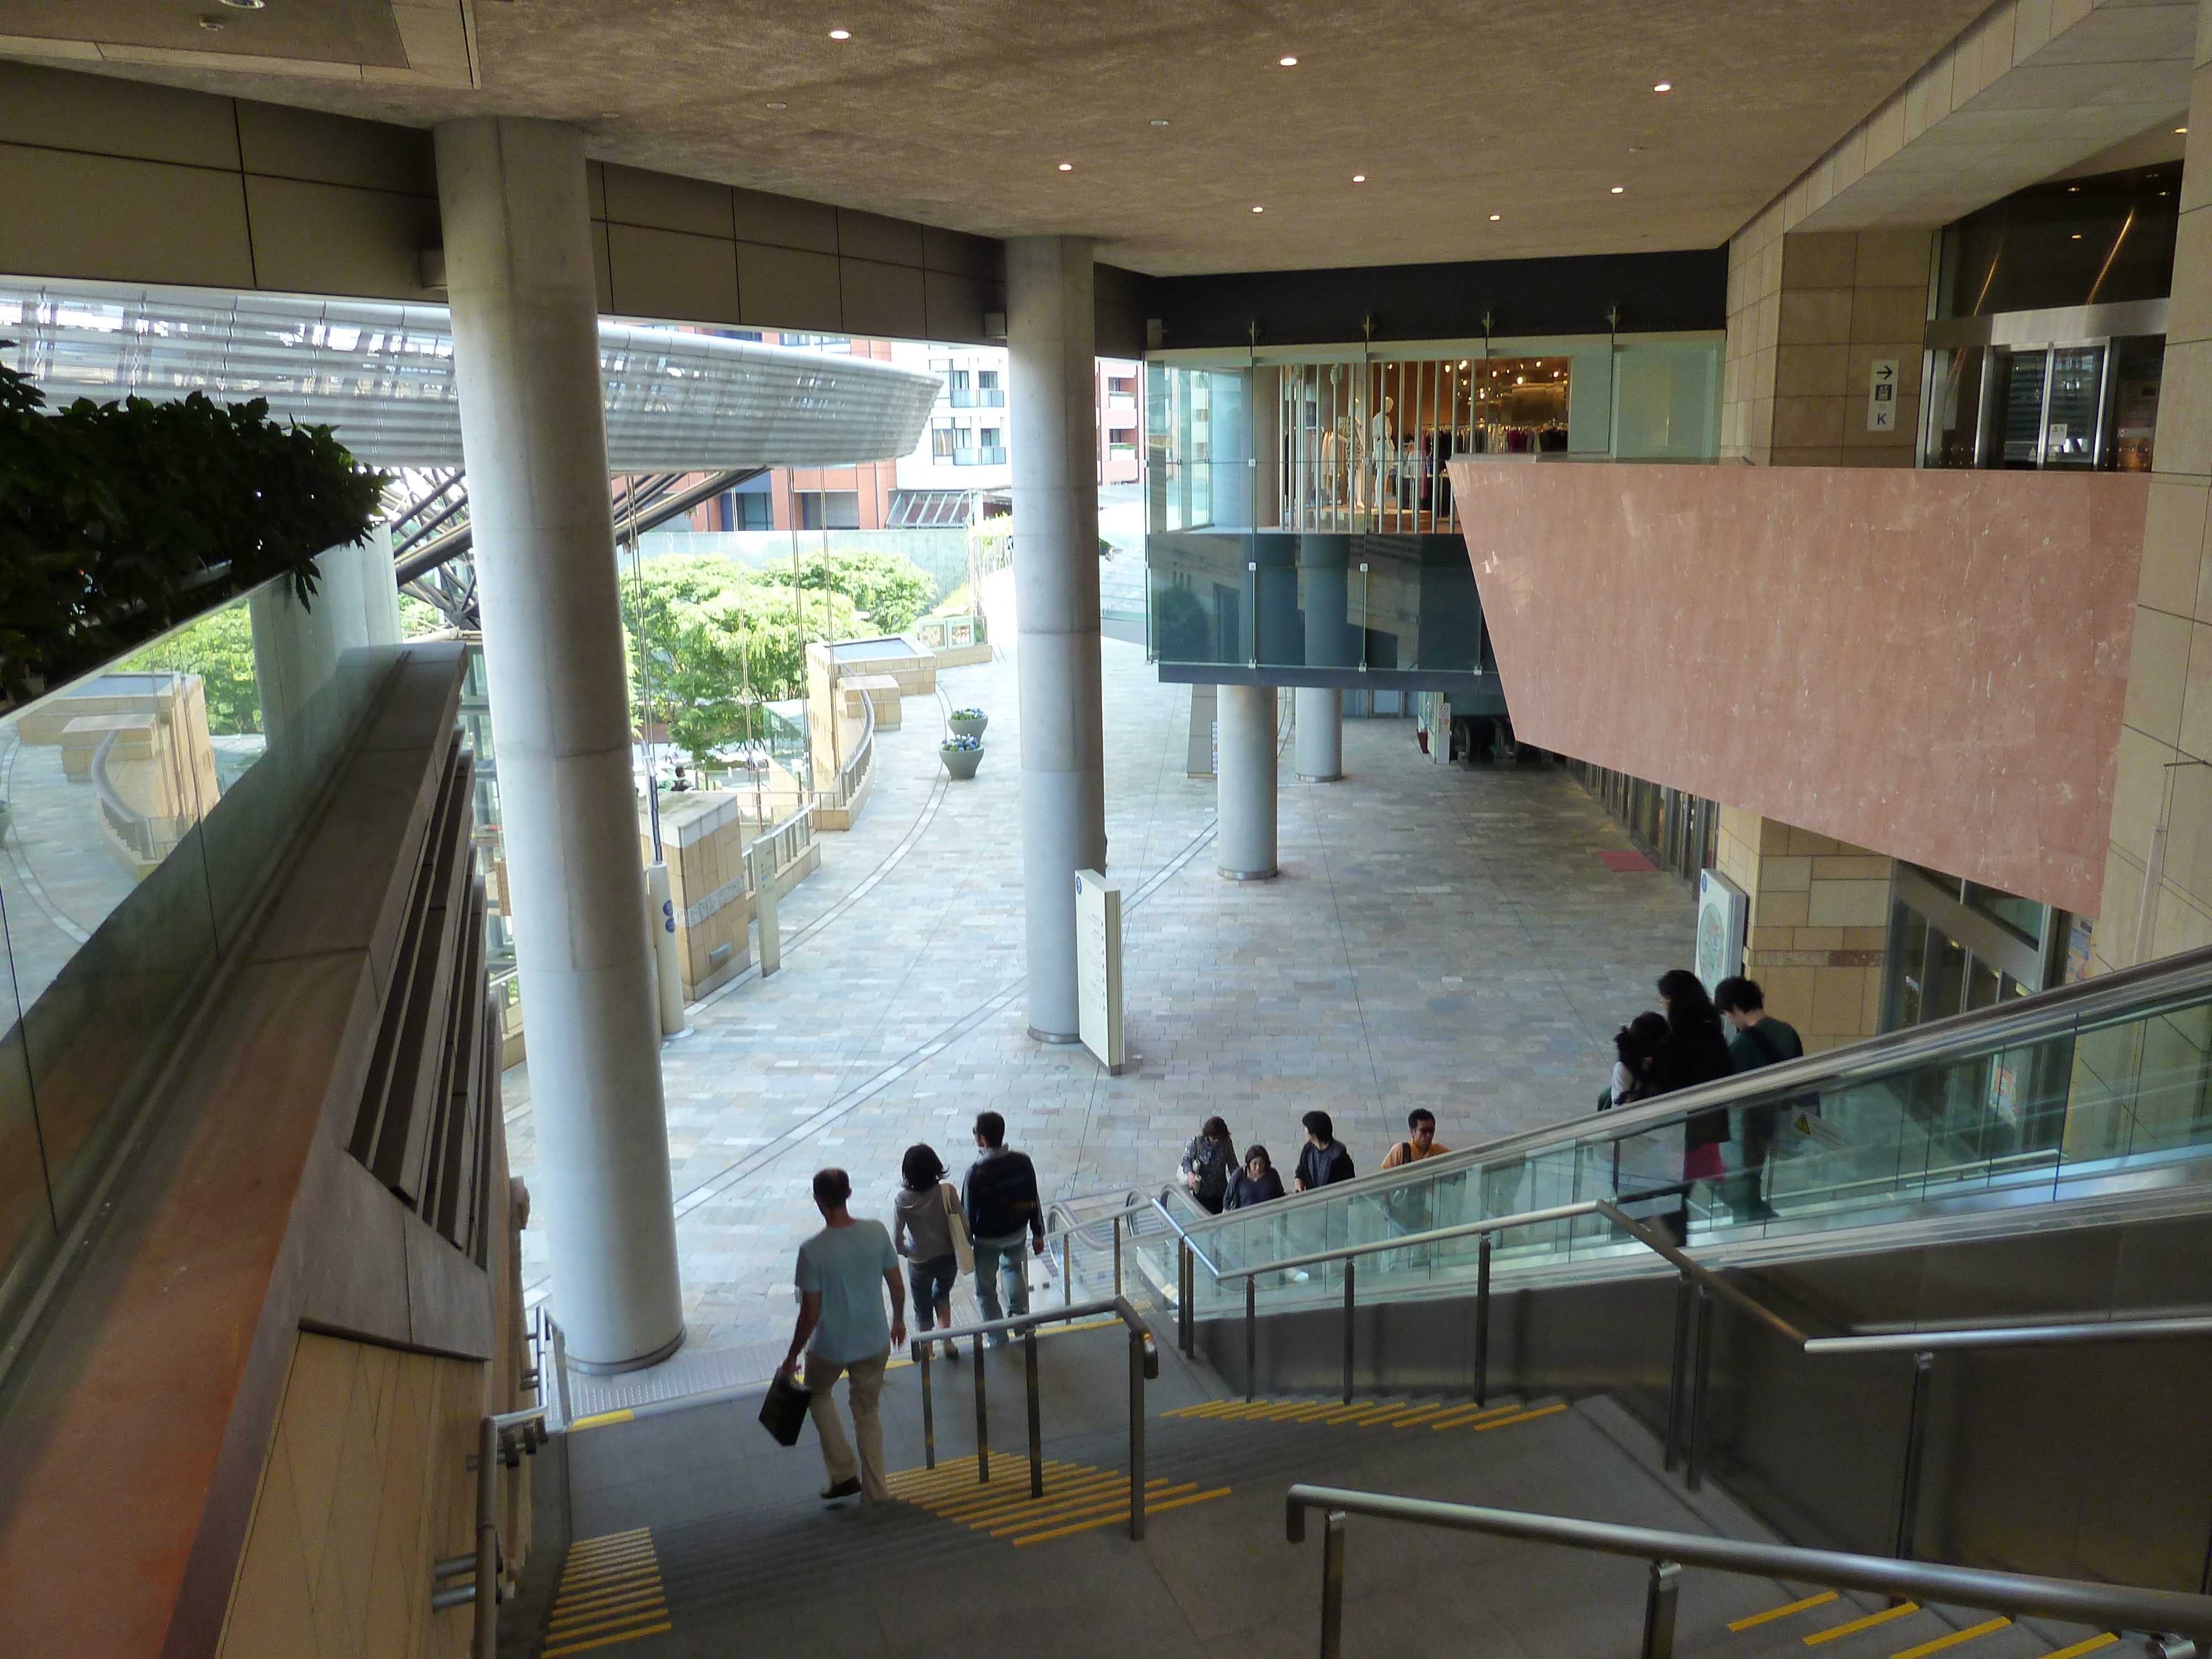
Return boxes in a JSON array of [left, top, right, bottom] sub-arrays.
[[1474, 1402, 1568, 1432], [1730, 1591, 1840, 1631], [2043, 1636, 2119, 1659], [1891, 1617, 2010, 1659], [543, 1530, 669, 1657], [1806, 1603, 1922, 1645], [890, 1457, 1232, 1546]]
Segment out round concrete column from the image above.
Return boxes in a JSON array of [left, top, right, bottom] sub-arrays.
[[1295, 687, 1343, 782], [1217, 684, 1279, 879], [1008, 236, 1107, 1043], [435, 117, 684, 1371], [1295, 534, 1355, 782]]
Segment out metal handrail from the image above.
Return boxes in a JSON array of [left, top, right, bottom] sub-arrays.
[[907, 1295, 1162, 1540], [742, 799, 812, 893], [820, 687, 875, 810], [1283, 1488, 2212, 1658], [1147, 939, 2212, 1241], [455, 1405, 547, 1658]]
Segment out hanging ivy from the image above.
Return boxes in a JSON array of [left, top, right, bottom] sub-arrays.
[[0, 349, 391, 701]]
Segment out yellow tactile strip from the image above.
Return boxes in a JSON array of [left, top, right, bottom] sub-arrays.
[[1734, 1588, 2112, 1659], [1162, 1396, 1568, 1433], [885, 1454, 1230, 1546], [541, 1527, 671, 1656]]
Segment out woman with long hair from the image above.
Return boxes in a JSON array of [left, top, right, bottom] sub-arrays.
[[892, 1144, 964, 1361], [1650, 969, 1735, 1208]]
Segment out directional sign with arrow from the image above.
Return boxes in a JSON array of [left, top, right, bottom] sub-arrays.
[[1867, 358, 1899, 432]]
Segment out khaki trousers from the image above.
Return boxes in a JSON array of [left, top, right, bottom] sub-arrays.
[[805, 1348, 890, 1501]]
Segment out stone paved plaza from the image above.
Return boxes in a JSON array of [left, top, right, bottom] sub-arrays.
[[504, 590, 1697, 1355]]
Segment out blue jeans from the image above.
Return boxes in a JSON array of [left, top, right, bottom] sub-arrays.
[[907, 1255, 959, 1329], [973, 1237, 1031, 1335]]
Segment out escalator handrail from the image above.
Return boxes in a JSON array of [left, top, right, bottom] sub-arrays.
[[1201, 1190, 2212, 1359], [1163, 940, 2212, 1243], [1283, 1486, 2212, 1643]]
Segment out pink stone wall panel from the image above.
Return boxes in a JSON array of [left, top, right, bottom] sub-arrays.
[[1448, 461, 2145, 916]]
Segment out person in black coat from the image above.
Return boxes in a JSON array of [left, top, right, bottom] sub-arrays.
[[1650, 969, 1735, 1193]]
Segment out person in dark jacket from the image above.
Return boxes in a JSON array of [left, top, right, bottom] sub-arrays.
[[1179, 1115, 1238, 1214], [1224, 1145, 1285, 1209], [1292, 1109, 1356, 1192], [1650, 970, 1735, 1208], [962, 1110, 1044, 1341], [1607, 1011, 1670, 1109], [1715, 975, 1804, 1222]]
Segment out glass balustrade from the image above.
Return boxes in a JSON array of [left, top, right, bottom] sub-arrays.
[[0, 566, 399, 1349], [1087, 952, 2212, 1324]]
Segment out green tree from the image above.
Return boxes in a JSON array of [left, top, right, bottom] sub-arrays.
[[620, 554, 858, 765], [126, 604, 262, 733], [795, 547, 935, 634], [0, 353, 390, 698]]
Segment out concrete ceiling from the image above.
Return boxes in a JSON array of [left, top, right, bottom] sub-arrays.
[[6, 1, 2002, 276]]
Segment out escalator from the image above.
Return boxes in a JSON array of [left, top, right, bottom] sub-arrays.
[[1056, 943, 2212, 1592]]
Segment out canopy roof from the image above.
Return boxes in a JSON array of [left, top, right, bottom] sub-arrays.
[[0, 279, 940, 471]]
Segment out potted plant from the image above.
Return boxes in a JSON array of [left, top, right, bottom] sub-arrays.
[[948, 706, 988, 739], [940, 731, 985, 780]]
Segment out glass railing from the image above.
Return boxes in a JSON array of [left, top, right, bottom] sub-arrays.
[[1100, 943, 2212, 1323], [0, 559, 399, 1355]]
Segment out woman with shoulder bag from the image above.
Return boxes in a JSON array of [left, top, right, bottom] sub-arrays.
[[1179, 1116, 1238, 1214], [893, 1144, 971, 1361]]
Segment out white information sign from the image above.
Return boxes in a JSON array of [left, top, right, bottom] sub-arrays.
[[1695, 868, 1749, 996], [1074, 868, 1126, 1076], [1867, 358, 1899, 431]]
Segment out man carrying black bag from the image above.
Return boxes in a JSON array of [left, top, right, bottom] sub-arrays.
[[777, 1168, 906, 1504]]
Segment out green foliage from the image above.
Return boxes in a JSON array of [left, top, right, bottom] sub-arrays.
[[794, 547, 935, 634], [622, 553, 859, 765], [398, 594, 445, 639], [126, 604, 263, 734], [0, 352, 391, 698]]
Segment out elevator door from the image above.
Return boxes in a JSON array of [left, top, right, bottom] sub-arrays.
[[1985, 342, 2109, 469]]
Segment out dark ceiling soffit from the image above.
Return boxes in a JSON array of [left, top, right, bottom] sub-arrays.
[[1146, 247, 1728, 350]]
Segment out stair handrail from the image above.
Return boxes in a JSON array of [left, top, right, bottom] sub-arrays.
[[1282, 1486, 2212, 1659], [1144, 939, 2212, 1244], [905, 1294, 1162, 1540]]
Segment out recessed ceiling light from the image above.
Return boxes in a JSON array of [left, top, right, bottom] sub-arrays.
[[198, 14, 226, 27], [765, 101, 787, 109], [1279, 55, 1298, 67], [1610, 185, 1625, 194], [2072, 233, 2083, 239], [1352, 174, 1366, 183], [1489, 213, 1501, 221], [599, 112, 622, 121], [219, 0, 265, 8], [828, 27, 851, 39], [1653, 81, 1672, 92], [1058, 162, 1073, 171], [1150, 118, 1171, 127], [2178, 126, 2189, 134], [1251, 205, 1264, 213]]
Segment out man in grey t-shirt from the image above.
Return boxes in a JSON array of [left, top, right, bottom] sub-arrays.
[[779, 1168, 906, 1503]]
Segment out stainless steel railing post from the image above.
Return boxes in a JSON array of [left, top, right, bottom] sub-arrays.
[[1245, 1276, 1258, 1401], [1686, 1289, 1714, 1494], [473, 1417, 497, 1659], [1474, 1233, 1493, 1407], [1128, 1325, 1148, 1541], [973, 1332, 989, 1485], [1895, 1351, 1935, 1560], [1320, 1509, 1348, 1659], [1062, 1233, 1074, 1305], [919, 1342, 936, 1470], [1664, 1268, 1692, 1472], [1642, 1560, 1682, 1659], [1178, 1239, 1193, 1357], [1342, 1256, 1357, 1404], [1113, 1214, 1124, 1297], [1025, 1328, 1044, 1499]]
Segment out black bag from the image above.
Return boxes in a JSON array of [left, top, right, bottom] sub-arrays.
[[759, 1371, 812, 1447]]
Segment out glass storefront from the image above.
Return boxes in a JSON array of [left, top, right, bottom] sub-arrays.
[[1883, 863, 2065, 1033], [1145, 337, 1719, 688]]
